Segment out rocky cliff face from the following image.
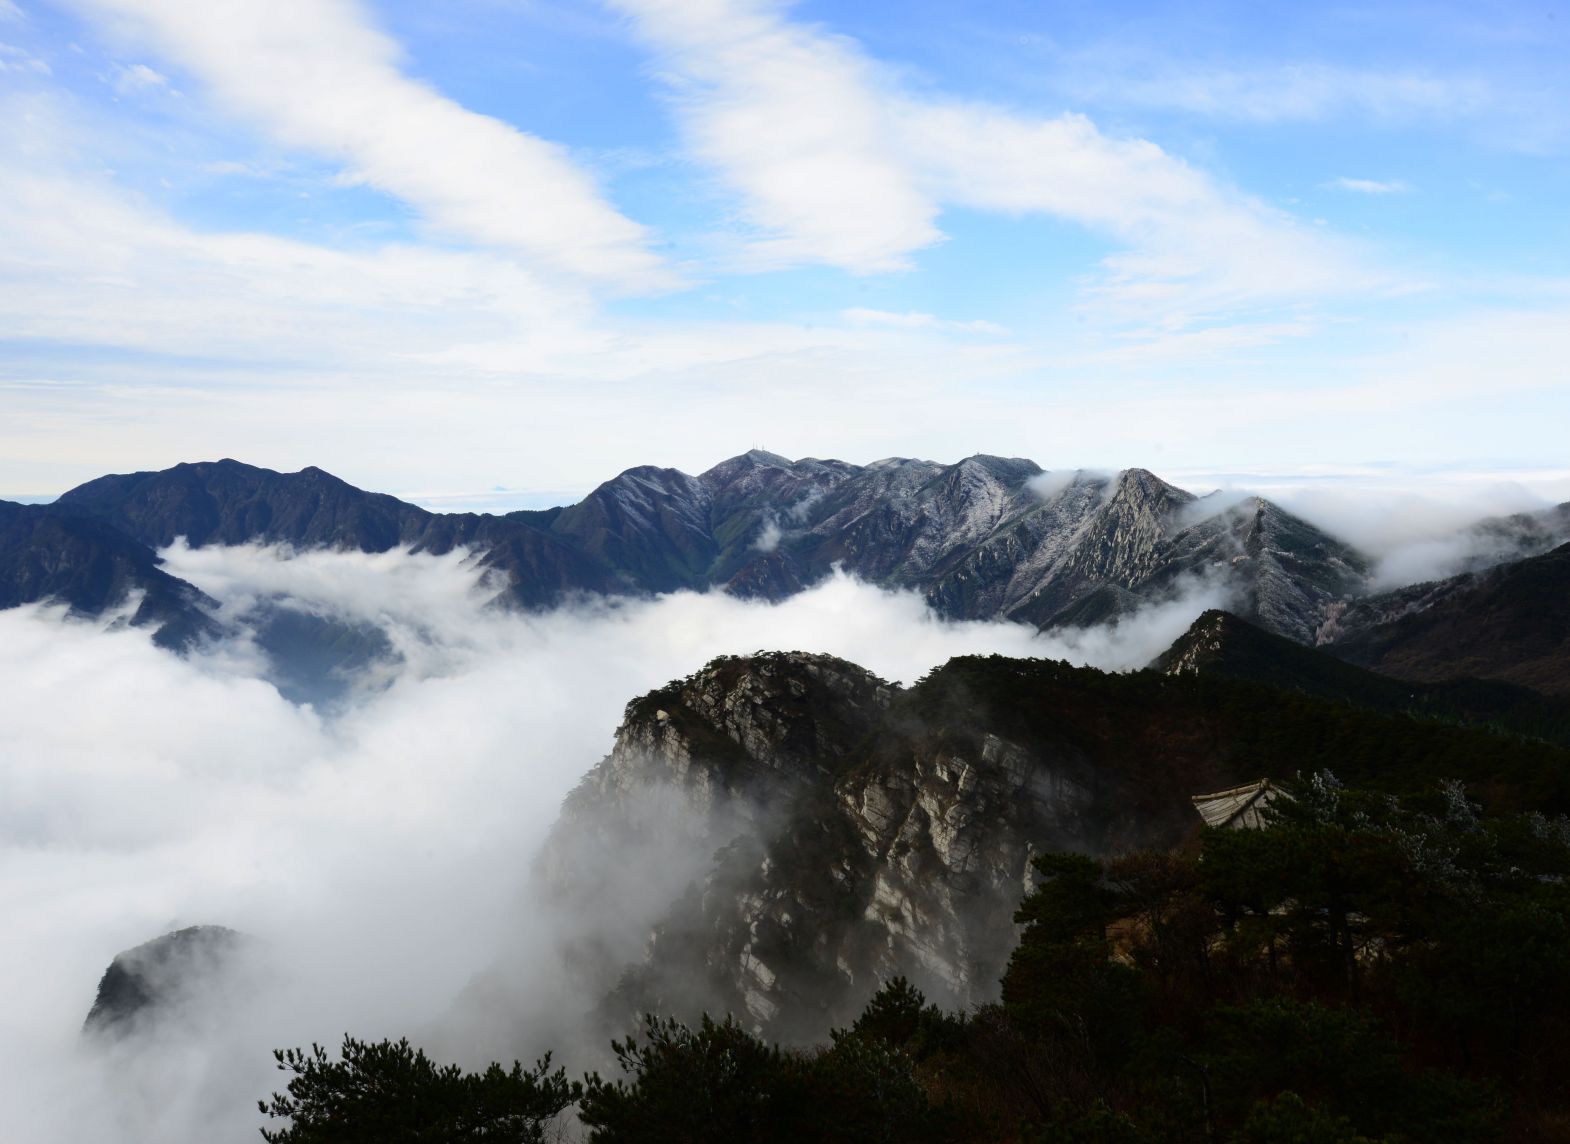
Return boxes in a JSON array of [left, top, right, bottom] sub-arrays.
[[539, 652, 1220, 1044], [538, 644, 1570, 1046]]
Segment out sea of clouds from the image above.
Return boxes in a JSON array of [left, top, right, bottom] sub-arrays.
[[0, 542, 1230, 1143]]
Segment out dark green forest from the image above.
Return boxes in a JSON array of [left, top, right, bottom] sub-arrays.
[[259, 770, 1570, 1142]]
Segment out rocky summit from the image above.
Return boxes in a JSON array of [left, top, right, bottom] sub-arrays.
[[535, 642, 1570, 1044], [82, 925, 256, 1039], [541, 650, 1117, 1043]]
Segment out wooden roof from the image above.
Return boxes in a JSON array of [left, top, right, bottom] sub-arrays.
[[1191, 778, 1278, 829]]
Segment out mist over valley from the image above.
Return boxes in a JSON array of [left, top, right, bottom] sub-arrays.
[[6, 0, 1568, 1136], [3, 451, 1570, 1140]]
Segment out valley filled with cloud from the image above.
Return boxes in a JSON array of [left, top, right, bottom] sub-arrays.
[[0, 541, 1231, 1143]]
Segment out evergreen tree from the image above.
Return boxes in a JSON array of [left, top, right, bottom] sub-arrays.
[[258, 1036, 578, 1143]]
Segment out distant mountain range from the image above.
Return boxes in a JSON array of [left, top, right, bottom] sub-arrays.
[[4, 453, 1568, 695]]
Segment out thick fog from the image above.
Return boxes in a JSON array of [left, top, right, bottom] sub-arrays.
[[0, 544, 1227, 1143]]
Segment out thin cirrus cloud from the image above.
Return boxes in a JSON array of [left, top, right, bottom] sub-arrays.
[[111, 60, 171, 93], [66, 0, 673, 290], [608, 0, 1383, 326], [841, 308, 1008, 335], [1328, 176, 1410, 195], [1058, 59, 1489, 124]]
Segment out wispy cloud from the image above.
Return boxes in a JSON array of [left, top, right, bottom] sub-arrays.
[[0, 96, 1032, 496], [610, 0, 938, 273], [1043, 48, 1565, 154], [0, 103, 592, 367], [0, 40, 47, 74], [842, 308, 1007, 335], [111, 61, 170, 94], [0, 1, 23, 22], [1062, 59, 1489, 125], [610, 0, 1384, 327], [66, 0, 672, 289], [1328, 177, 1410, 195]]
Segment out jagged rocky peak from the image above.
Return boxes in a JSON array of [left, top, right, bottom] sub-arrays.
[[933, 455, 1042, 527], [698, 452, 861, 545], [1152, 608, 1239, 675], [708, 448, 796, 475], [1110, 466, 1196, 514], [16, 450, 1408, 649], [550, 466, 718, 594], [565, 465, 713, 528], [83, 925, 258, 1039], [1048, 467, 1196, 594], [1147, 604, 1351, 687], [534, 652, 900, 1040], [863, 455, 928, 471], [540, 651, 1229, 1042], [949, 453, 1043, 483], [566, 651, 895, 818]]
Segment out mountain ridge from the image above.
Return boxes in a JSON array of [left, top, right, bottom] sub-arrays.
[[9, 454, 1568, 662], [1155, 608, 1570, 744], [1325, 540, 1570, 697]]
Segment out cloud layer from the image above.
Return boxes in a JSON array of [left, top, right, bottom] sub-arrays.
[[0, 542, 1228, 1142]]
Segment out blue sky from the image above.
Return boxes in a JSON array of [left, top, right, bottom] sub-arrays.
[[0, 0, 1566, 507]]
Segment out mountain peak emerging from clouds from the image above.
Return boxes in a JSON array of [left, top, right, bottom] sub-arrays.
[[8, 451, 1567, 657]]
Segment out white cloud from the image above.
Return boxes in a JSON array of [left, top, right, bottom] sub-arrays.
[[842, 307, 1007, 335], [112, 60, 169, 93], [0, 94, 599, 366], [0, 545, 1228, 1141], [1083, 318, 1320, 364], [610, 0, 1381, 325], [904, 101, 1375, 325], [752, 515, 782, 551], [1062, 60, 1489, 125], [1328, 177, 1410, 195], [1042, 48, 1564, 155], [67, 0, 669, 288], [0, 39, 48, 73], [0, 1, 23, 21], [0, 95, 1041, 498], [1197, 477, 1568, 589], [610, 0, 938, 272]]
